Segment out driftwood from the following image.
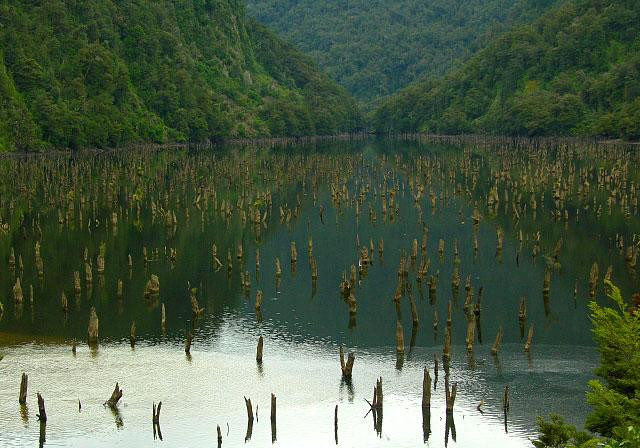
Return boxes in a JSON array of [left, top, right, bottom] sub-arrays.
[[105, 383, 123, 408]]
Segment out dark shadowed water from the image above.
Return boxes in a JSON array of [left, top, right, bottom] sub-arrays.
[[1, 138, 638, 447]]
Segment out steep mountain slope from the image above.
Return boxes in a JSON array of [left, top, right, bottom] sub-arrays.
[[246, 0, 559, 105], [0, 0, 362, 151], [373, 0, 640, 139]]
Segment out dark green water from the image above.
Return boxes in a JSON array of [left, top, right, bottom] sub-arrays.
[[0, 138, 637, 447]]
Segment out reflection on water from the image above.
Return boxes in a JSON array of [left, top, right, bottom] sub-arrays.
[[0, 137, 636, 446], [0, 327, 596, 448]]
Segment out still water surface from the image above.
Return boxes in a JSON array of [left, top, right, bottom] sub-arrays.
[[1, 138, 635, 447]]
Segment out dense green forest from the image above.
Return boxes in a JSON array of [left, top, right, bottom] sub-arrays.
[[246, 0, 559, 105], [0, 0, 362, 151], [372, 0, 640, 140]]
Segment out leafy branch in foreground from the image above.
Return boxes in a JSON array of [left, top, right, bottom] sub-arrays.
[[533, 281, 640, 448]]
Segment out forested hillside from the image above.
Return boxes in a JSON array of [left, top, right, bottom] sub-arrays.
[[246, 0, 558, 104], [372, 0, 640, 139], [0, 0, 362, 151]]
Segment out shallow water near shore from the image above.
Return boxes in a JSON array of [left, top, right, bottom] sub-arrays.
[[0, 137, 637, 447]]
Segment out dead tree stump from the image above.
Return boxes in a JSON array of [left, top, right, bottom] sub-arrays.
[[153, 401, 162, 424], [37, 393, 47, 422], [19, 373, 27, 405], [422, 367, 431, 410], [491, 326, 504, 356], [105, 383, 123, 408], [524, 325, 534, 352], [256, 336, 263, 364], [445, 376, 457, 415], [87, 307, 99, 344], [339, 346, 355, 379]]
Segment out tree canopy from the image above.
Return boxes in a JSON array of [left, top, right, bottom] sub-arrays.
[[372, 0, 640, 140], [0, 0, 362, 151]]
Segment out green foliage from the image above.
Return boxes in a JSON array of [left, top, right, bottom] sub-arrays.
[[586, 281, 640, 438], [0, 0, 361, 151], [373, 0, 640, 139], [532, 415, 592, 448], [246, 0, 559, 105], [534, 282, 640, 447]]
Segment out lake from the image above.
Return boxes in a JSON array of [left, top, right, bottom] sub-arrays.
[[1, 136, 638, 447]]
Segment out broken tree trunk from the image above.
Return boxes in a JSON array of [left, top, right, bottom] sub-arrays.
[[153, 401, 162, 424], [270, 393, 277, 424], [445, 376, 457, 414], [105, 383, 123, 408], [19, 373, 27, 405], [130, 321, 136, 348], [503, 385, 510, 413], [185, 331, 193, 355], [396, 320, 405, 354], [244, 397, 254, 422], [339, 346, 355, 379], [37, 392, 47, 422], [256, 336, 263, 364], [87, 307, 99, 344], [491, 326, 504, 356], [524, 325, 534, 352], [422, 367, 431, 410]]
